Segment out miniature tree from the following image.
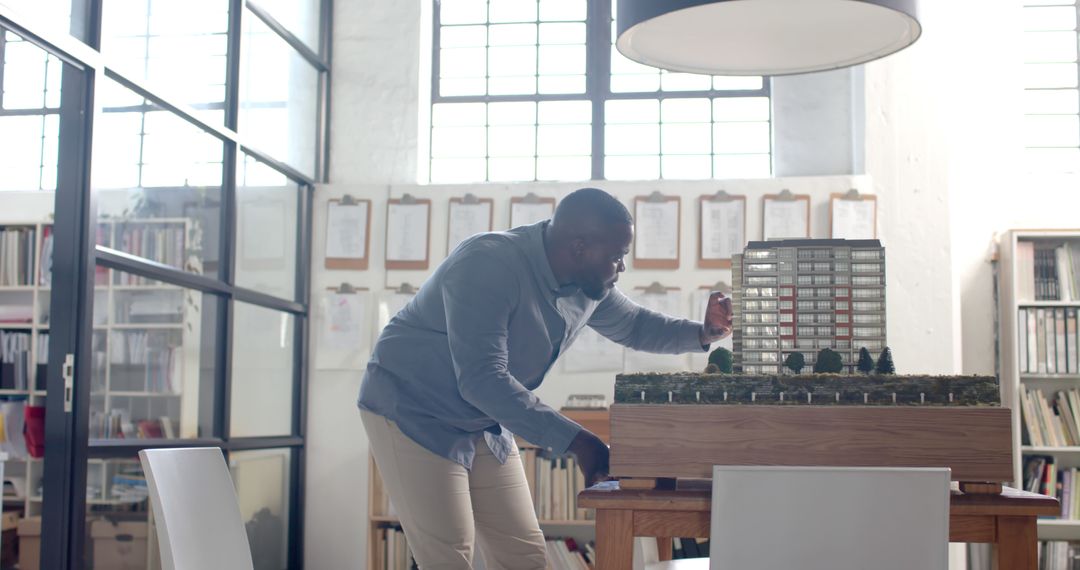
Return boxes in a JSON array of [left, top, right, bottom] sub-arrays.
[[875, 347, 896, 374], [813, 348, 844, 373], [708, 347, 734, 374], [783, 352, 805, 374], [856, 347, 875, 374]]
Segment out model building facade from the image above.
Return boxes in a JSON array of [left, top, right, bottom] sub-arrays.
[[731, 239, 886, 374]]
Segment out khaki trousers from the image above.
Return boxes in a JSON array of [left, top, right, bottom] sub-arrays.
[[361, 410, 547, 569]]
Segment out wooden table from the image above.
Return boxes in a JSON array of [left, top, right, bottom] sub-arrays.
[[579, 480, 1059, 570]]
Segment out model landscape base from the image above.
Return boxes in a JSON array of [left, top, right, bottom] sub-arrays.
[[608, 373, 1011, 492]]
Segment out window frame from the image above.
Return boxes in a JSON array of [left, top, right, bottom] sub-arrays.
[[429, 0, 772, 182]]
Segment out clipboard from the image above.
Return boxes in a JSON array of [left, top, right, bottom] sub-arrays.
[[509, 193, 556, 228], [829, 189, 877, 239], [626, 283, 687, 372], [325, 195, 371, 270], [448, 193, 494, 255], [762, 189, 810, 240], [633, 192, 680, 269], [385, 194, 432, 270], [377, 282, 419, 331], [698, 190, 746, 269], [316, 282, 372, 370]]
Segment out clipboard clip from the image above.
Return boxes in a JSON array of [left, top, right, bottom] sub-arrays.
[[643, 281, 669, 295], [400, 193, 418, 205], [393, 283, 417, 295], [709, 190, 733, 202], [333, 282, 359, 294], [646, 191, 666, 203], [775, 189, 796, 201], [841, 188, 861, 200], [521, 192, 542, 204], [710, 281, 733, 295], [340, 194, 357, 206], [462, 193, 480, 204]]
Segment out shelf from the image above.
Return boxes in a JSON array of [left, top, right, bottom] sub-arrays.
[[109, 323, 183, 330], [1022, 374, 1080, 381], [0, 287, 34, 292], [536, 520, 596, 527], [1038, 519, 1080, 528], [0, 324, 32, 329], [1018, 301, 1080, 308], [370, 515, 595, 527], [111, 285, 183, 291], [1023, 446, 1080, 454], [106, 391, 181, 397], [0, 389, 31, 396]]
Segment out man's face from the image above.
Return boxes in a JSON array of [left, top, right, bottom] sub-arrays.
[[576, 223, 632, 301]]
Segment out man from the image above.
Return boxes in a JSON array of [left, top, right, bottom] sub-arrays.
[[358, 187, 733, 568]]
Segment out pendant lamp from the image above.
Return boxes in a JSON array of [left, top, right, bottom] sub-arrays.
[[615, 0, 921, 76]]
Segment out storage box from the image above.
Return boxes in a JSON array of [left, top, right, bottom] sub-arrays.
[[90, 519, 148, 570], [17, 516, 40, 570]]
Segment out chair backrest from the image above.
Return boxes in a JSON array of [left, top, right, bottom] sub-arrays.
[[709, 466, 950, 570], [139, 447, 254, 570]]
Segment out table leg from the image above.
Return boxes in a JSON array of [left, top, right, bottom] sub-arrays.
[[993, 516, 1037, 570], [595, 509, 634, 570], [657, 537, 673, 561]]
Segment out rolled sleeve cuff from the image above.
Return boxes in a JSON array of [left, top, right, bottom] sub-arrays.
[[541, 412, 583, 455], [679, 320, 709, 353]]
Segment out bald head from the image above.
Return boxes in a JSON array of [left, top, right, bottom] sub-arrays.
[[544, 188, 633, 300], [549, 187, 632, 240]]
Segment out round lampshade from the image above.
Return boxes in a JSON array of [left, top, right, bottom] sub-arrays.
[[615, 0, 921, 76]]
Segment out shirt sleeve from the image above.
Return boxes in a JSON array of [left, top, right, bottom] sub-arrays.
[[442, 250, 582, 454], [587, 287, 707, 354]]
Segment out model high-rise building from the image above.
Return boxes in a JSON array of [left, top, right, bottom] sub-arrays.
[[731, 239, 886, 374]]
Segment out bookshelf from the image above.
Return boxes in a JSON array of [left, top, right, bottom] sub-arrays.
[[998, 229, 1080, 549], [366, 408, 608, 569], [1, 217, 198, 569]]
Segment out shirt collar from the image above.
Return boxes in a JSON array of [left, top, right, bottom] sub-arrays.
[[524, 221, 579, 298]]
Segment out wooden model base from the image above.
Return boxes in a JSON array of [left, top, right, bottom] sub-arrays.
[[609, 404, 1013, 484]]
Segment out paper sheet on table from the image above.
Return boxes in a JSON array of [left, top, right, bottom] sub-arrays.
[[763, 199, 809, 240], [448, 201, 492, 252], [701, 200, 744, 260], [315, 290, 371, 370], [634, 200, 679, 260], [831, 198, 875, 239], [689, 289, 734, 371], [624, 289, 689, 372], [510, 202, 553, 228], [325, 201, 368, 259], [561, 326, 624, 373], [386, 203, 429, 262]]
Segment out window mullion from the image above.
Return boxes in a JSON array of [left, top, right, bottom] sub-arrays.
[[587, 0, 611, 180]]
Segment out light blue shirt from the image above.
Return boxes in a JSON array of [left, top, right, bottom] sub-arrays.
[[357, 221, 706, 469]]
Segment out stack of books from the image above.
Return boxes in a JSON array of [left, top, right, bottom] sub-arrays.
[[1016, 242, 1080, 302], [0, 227, 36, 286], [1021, 388, 1080, 447], [1018, 308, 1079, 375]]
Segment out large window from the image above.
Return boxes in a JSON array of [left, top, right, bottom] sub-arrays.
[[429, 0, 772, 183], [1023, 1, 1080, 173], [0, 0, 326, 567]]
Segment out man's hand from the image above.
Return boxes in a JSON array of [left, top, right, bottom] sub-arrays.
[[567, 429, 609, 488], [700, 291, 734, 346]]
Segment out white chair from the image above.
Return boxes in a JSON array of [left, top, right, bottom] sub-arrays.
[[645, 466, 951, 570], [139, 447, 255, 570]]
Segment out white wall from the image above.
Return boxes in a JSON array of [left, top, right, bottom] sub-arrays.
[[312, 3, 885, 569]]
